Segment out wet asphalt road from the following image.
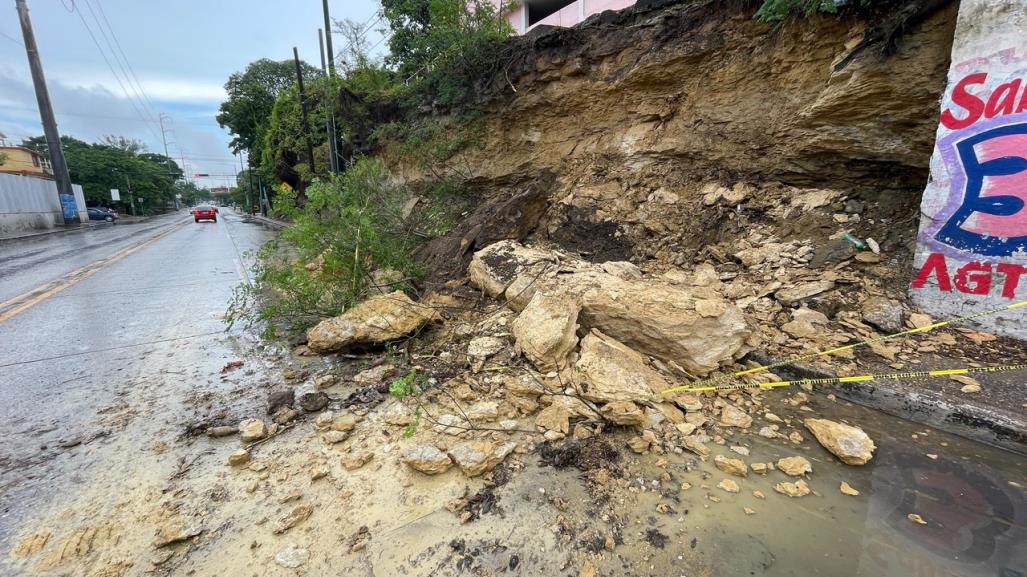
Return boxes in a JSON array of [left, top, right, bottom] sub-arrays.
[[0, 208, 276, 547]]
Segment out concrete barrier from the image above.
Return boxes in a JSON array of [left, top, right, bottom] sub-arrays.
[[0, 172, 87, 236], [911, 0, 1027, 338]]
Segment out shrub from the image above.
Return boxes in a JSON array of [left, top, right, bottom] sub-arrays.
[[755, 0, 839, 22], [227, 156, 421, 336]]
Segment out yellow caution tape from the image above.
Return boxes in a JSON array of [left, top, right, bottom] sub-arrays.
[[661, 363, 1027, 394], [684, 297, 1027, 390]]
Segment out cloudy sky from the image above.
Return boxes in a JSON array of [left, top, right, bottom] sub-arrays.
[[0, 0, 384, 188]]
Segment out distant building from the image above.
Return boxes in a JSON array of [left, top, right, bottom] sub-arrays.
[[492, 0, 636, 34], [0, 145, 53, 180], [209, 186, 231, 196]]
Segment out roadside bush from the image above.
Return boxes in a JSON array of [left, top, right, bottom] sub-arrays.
[[228, 157, 421, 336]]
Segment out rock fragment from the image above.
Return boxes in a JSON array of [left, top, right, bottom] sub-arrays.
[[274, 504, 314, 534], [719, 405, 752, 428], [227, 449, 251, 467], [298, 391, 329, 412], [238, 418, 267, 442], [512, 292, 580, 371], [402, 445, 453, 475], [341, 450, 374, 470], [274, 544, 309, 568], [777, 456, 812, 477], [306, 291, 436, 353], [714, 455, 748, 477], [448, 441, 516, 477], [804, 418, 875, 465], [717, 479, 740, 493], [774, 479, 811, 497], [839, 482, 860, 496]]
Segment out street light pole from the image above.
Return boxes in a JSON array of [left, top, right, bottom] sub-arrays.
[[16, 0, 79, 225]]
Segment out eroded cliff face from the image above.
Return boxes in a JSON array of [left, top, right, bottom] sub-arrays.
[[469, 0, 957, 188], [399, 0, 959, 284]]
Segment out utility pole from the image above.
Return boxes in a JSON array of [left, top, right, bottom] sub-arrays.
[[321, 0, 336, 77], [16, 0, 79, 225], [236, 151, 250, 213], [293, 47, 316, 186], [158, 113, 178, 209], [318, 29, 339, 174]]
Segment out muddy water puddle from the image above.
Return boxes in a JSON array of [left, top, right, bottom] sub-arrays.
[[537, 393, 1027, 577]]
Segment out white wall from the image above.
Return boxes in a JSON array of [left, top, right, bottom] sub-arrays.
[[0, 173, 88, 236], [910, 0, 1027, 338]]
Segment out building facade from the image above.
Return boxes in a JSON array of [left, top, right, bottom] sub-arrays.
[[0, 145, 53, 180], [492, 0, 637, 35]]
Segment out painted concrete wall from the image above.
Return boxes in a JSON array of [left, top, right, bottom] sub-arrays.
[[494, 0, 637, 34], [0, 172, 87, 236], [910, 0, 1027, 338]]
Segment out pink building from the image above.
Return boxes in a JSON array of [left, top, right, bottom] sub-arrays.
[[491, 0, 637, 35]]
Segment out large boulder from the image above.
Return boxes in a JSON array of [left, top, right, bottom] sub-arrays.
[[575, 329, 666, 403], [468, 240, 558, 298], [804, 418, 876, 465], [306, 291, 437, 353], [511, 292, 580, 372], [576, 275, 750, 375]]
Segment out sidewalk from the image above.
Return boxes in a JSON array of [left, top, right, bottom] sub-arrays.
[[0, 220, 109, 243]]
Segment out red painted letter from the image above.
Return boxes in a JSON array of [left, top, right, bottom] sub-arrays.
[[985, 79, 1021, 118], [954, 262, 992, 295], [911, 253, 952, 292], [940, 73, 988, 130], [996, 263, 1027, 298]]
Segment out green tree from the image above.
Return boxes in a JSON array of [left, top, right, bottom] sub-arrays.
[[216, 58, 321, 156]]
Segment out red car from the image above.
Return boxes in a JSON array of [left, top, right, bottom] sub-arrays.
[[193, 205, 217, 222]]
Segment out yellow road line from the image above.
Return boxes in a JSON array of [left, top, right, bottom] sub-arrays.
[[661, 363, 1027, 394], [0, 220, 188, 324]]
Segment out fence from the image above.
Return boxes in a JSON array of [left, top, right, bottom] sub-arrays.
[[0, 172, 87, 236]]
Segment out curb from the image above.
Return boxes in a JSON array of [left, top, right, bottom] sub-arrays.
[[242, 214, 288, 230], [0, 221, 109, 243], [744, 351, 1027, 456]]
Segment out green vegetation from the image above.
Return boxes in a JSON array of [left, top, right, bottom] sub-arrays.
[[227, 157, 421, 336], [755, 0, 836, 21], [21, 134, 193, 214], [389, 369, 421, 399]]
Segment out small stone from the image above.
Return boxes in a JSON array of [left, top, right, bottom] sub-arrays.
[[840, 482, 860, 496], [861, 296, 905, 333], [675, 422, 697, 436], [682, 436, 710, 457], [267, 387, 295, 415], [743, 507, 756, 515], [627, 435, 652, 454], [950, 375, 981, 393], [717, 479, 740, 493], [804, 418, 875, 466], [322, 431, 349, 444], [777, 456, 812, 477], [467, 336, 505, 358], [719, 405, 752, 428], [907, 513, 927, 525], [402, 445, 453, 475], [314, 374, 337, 390], [298, 391, 330, 412], [274, 544, 309, 568], [753, 490, 766, 499], [467, 401, 500, 422], [273, 407, 299, 425], [353, 364, 396, 384], [448, 441, 516, 476], [341, 450, 374, 470], [227, 449, 251, 467], [601, 400, 647, 426], [154, 522, 203, 548], [681, 482, 692, 491], [238, 418, 267, 442], [729, 445, 750, 456], [750, 462, 769, 475], [774, 479, 811, 498], [274, 504, 314, 534], [331, 413, 359, 432], [714, 455, 748, 477], [207, 426, 237, 438]]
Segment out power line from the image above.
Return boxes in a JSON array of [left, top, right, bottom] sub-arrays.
[[0, 29, 24, 47], [90, 0, 161, 116], [79, 0, 160, 129], [70, 2, 162, 142]]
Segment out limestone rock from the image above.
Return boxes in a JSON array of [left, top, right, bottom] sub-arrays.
[[467, 401, 500, 422], [274, 544, 309, 569], [682, 436, 710, 457], [467, 336, 506, 359], [714, 455, 748, 477], [578, 276, 749, 375], [805, 418, 875, 465], [861, 296, 905, 333], [353, 364, 396, 385], [402, 445, 453, 475], [228, 449, 251, 467], [154, 522, 203, 548], [774, 479, 811, 497], [575, 329, 665, 403], [775, 281, 835, 305], [777, 456, 812, 477], [448, 441, 517, 477], [238, 418, 267, 443], [535, 403, 572, 434], [274, 504, 313, 534], [468, 241, 557, 298], [840, 482, 860, 496], [306, 291, 437, 353], [322, 431, 349, 444], [600, 400, 647, 426], [719, 405, 752, 428], [512, 292, 580, 371], [717, 478, 740, 493], [331, 413, 359, 432], [341, 450, 374, 470]]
